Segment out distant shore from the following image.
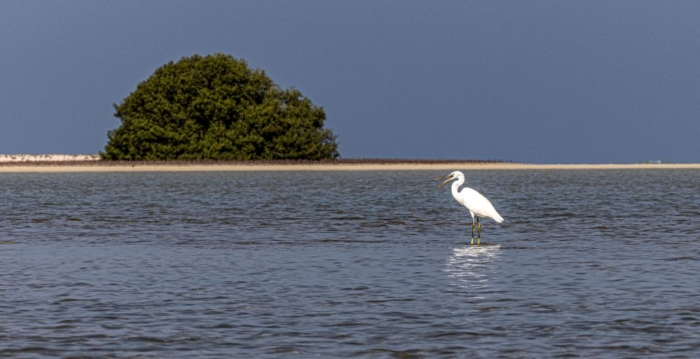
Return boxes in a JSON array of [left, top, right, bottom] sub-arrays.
[[0, 157, 699, 172]]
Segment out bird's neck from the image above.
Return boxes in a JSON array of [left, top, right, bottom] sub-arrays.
[[451, 179, 462, 201]]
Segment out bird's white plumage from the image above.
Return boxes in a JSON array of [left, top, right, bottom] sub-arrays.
[[435, 171, 503, 245], [453, 185, 503, 223]]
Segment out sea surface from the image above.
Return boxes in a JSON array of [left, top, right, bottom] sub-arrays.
[[1, 170, 699, 358]]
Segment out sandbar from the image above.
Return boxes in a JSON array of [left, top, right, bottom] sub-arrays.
[[0, 162, 699, 172]]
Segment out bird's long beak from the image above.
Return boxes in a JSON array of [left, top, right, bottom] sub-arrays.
[[434, 175, 452, 188], [437, 178, 452, 188]]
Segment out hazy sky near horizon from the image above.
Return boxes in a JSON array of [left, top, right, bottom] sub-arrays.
[[1, 1, 698, 163]]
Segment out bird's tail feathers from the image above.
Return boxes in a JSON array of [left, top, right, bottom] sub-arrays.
[[493, 213, 504, 223]]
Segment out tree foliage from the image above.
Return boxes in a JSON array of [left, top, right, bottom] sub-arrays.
[[101, 54, 339, 160]]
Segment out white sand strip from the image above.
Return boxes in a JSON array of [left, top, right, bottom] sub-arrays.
[[0, 163, 699, 172], [0, 154, 99, 162]]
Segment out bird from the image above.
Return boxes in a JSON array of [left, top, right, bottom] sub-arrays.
[[434, 171, 504, 245]]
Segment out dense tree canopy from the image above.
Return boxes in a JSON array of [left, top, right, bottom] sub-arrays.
[[101, 54, 339, 160]]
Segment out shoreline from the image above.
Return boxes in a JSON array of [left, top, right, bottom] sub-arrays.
[[0, 162, 699, 172]]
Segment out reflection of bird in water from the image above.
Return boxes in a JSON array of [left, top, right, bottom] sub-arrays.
[[445, 245, 501, 294], [435, 171, 504, 245]]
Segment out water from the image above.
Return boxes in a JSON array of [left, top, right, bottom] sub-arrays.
[[1, 170, 699, 358]]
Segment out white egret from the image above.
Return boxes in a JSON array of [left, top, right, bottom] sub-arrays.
[[434, 171, 504, 245]]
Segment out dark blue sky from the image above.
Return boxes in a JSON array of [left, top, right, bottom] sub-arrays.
[[1, 1, 698, 163]]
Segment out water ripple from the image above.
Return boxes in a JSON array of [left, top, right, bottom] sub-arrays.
[[0, 170, 699, 357]]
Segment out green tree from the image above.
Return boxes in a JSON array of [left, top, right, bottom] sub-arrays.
[[101, 54, 339, 160]]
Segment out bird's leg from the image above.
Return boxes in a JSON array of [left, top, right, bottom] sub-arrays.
[[470, 218, 475, 245], [477, 218, 482, 245]]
